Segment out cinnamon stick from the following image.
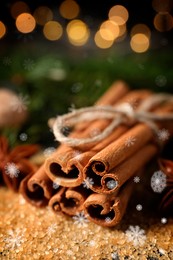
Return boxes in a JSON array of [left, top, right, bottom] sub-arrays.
[[49, 186, 92, 216], [19, 165, 54, 207], [84, 179, 133, 227], [84, 144, 157, 194], [85, 103, 173, 178], [45, 89, 152, 187]]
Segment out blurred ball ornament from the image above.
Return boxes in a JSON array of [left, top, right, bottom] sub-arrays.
[[0, 88, 28, 128]]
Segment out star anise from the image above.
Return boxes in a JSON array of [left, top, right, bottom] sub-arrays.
[[159, 158, 173, 213], [0, 136, 39, 192]]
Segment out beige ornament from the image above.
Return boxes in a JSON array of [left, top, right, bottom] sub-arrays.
[[0, 88, 28, 127]]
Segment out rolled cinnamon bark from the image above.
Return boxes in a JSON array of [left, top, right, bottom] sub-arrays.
[[49, 186, 92, 216], [45, 89, 152, 187], [19, 165, 54, 207], [86, 103, 173, 178], [84, 179, 133, 227], [84, 144, 157, 193]]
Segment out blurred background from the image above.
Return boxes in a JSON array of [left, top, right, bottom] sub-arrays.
[[0, 0, 173, 146]]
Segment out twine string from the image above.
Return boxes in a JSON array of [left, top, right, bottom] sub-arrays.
[[52, 94, 173, 147]]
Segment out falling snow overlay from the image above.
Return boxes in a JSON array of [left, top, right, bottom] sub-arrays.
[[4, 228, 25, 250], [71, 82, 83, 93], [10, 94, 30, 113], [89, 240, 96, 247], [111, 251, 120, 260], [155, 75, 167, 87], [3, 56, 12, 66], [151, 170, 167, 193], [157, 129, 170, 142], [125, 225, 146, 247], [136, 204, 143, 211], [43, 147, 56, 157], [73, 150, 82, 159], [133, 176, 140, 183], [90, 128, 101, 137], [52, 181, 60, 189], [23, 58, 35, 71], [19, 133, 28, 141], [105, 217, 112, 223], [106, 179, 118, 189], [73, 211, 89, 227], [68, 103, 76, 112], [159, 248, 166, 256], [4, 162, 20, 178], [161, 217, 167, 224], [124, 136, 136, 147], [82, 177, 94, 189], [46, 223, 58, 236]]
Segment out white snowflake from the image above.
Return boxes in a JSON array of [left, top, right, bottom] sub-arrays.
[[157, 128, 170, 142], [17, 32, 33, 42], [19, 195, 26, 205], [90, 128, 101, 138], [4, 162, 20, 178], [73, 150, 82, 160], [136, 204, 143, 211], [66, 249, 73, 256], [151, 170, 167, 193], [3, 56, 12, 66], [161, 217, 167, 224], [10, 94, 30, 113], [95, 79, 102, 87], [105, 217, 112, 223], [82, 177, 94, 189], [159, 248, 166, 255], [125, 225, 146, 247], [46, 223, 58, 236], [111, 251, 119, 260], [89, 240, 96, 247], [43, 147, 56, 157], [124, 136, 136, 147], [73, 211, 89, 228], [19, 133, 28, 141], [71, 82, 83, 93], [4, 228, 25, 249], [68, 103, 76, 112], [133, 176, 140, 183], [106, 179, 118, 190], [155, 75, 167, 87], [52, 181, 59, 189], [23, 58, 35, 71]]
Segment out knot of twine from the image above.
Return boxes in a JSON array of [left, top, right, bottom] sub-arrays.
[[52, 94, 173, 147]]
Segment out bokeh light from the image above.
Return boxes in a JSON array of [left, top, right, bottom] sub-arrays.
[[43, 21, 63, 41], [60, 0, 80, 19], [152, 0, 173, 12], [11, 1, 30, 19], [109, 5, 129, 25], [130, 33, 150, 53], [154, 12, 173, 32], [100, 20, 119, 41], [16, 13, 36, 33], [33, 6, 53, 25], [94, 31, 114, 49], [66, 20, 89, 46], [131, 24, 151, 38], [0, 21, 6, 39], [118, 24, 127, 37]]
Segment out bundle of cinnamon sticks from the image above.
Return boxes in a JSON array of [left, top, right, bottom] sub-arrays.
[[2, 81, 173, 227]]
